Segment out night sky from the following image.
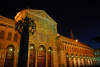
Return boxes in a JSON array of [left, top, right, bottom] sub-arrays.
[[0, 0, 100, 49]]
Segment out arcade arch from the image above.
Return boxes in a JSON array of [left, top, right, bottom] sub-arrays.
[[66, 53, 70, 67], [37, 45, 46, 67], [29, 44, 36, 67], [4, 45, 15, 67]]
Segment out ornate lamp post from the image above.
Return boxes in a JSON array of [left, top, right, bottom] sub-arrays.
[[15, 17, 36, 67]]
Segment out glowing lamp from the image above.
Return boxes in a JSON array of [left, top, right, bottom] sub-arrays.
[[30, 46, 33, 49], [40, 48, 43, 50], [48, 49, 51, 51], [10, 49, 13, 51], [67, 55, 69, 57], [75, 39, 78, 42]]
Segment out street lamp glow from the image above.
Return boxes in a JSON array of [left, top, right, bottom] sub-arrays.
[[57, 34, 59, 36], [75, 39, 78, 42]]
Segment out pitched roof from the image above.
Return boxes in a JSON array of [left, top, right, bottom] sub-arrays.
[[58, 35, 93, 50], [0, 15, 15, 27], [14, 9, 57, 25]]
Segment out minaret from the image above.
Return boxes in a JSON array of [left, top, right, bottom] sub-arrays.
[[71, 29, 74, 39]]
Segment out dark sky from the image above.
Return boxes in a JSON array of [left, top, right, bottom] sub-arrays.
[[0, 0, 100, 49]]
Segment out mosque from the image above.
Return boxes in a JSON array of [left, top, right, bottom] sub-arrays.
[[0, 9, 97, 67]]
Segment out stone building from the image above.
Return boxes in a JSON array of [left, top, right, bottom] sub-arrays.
[[0, 9, 97, 67], [93, 36, 100, 65], [94, 49, 100, 65]]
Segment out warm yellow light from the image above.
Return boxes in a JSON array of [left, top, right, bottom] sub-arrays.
[[67, 55, 69, 57], [75, 39, 78, 42], [30, 46, 33, 49], [48, 49, 51, 51], [10, 49, 13, 51], [39, 48, 43, 50], [57, 34, 59, 36]]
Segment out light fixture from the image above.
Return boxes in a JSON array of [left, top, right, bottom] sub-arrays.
[[30, 46, 33, 49], [48, 49, 51, 51], [39, 48, 43, 50], [57, 34, 59, 36], [72, 56, 73, 57], [75, 39, 78, 42], [10, 48, 13, 51]]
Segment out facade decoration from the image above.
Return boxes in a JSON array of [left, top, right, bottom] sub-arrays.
[[0, 9, 98, 67]]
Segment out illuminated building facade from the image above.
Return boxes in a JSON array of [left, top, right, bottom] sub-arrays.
[[94, 49, 100, 65], [0, 9, 97, 67]]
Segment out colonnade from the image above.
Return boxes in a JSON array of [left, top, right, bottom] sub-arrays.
[[65, 53, 97, 67]]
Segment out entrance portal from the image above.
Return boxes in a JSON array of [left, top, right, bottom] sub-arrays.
[[37, 45, 46, 67], [4, 45, 15, 67], [29, 44, 35, 67], [66, 53, 70, 67], [47, 47, 52, 67]]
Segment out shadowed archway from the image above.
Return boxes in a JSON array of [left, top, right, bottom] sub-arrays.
[[4, 45, 15, 67], [37, 45, 46, 67], [66, 53, 70, 67], [29, 44, 36, 67], [47, 47, 52, 67], [71, 53, 74, 67], [75, 54, 78, 67]]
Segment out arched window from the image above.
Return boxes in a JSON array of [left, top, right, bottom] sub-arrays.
[[7, 32, 12, 41], [14, 34, 17, 42], [46, 34, 50, 43], [67, 46, 69, 51], [0, 31, 5, 39]]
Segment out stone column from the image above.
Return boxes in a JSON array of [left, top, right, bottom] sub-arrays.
[[14, 49, 17, 67], [78, 58, 80, 66], [69, 57, 71, 67], [85, 58, 88, 66], [35, 49, 37, 67], [74, 58, 77, 67], [64, 53, 67, 67], [53, 51, 58, 67]]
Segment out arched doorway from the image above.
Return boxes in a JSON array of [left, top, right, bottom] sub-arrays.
[[37, 45, 46, 67], [83, 55, 85, 66], [29, 44, 36, 67], [4, 45, 15, 67], [89, 56, 90, 66], [80, 55, 82, 66], [75, 54, 78, 67], [66, 53, 70, 67], [47, 47, 52, 67], [71, 53, 74, 67], [86, 55, 88, 66]]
